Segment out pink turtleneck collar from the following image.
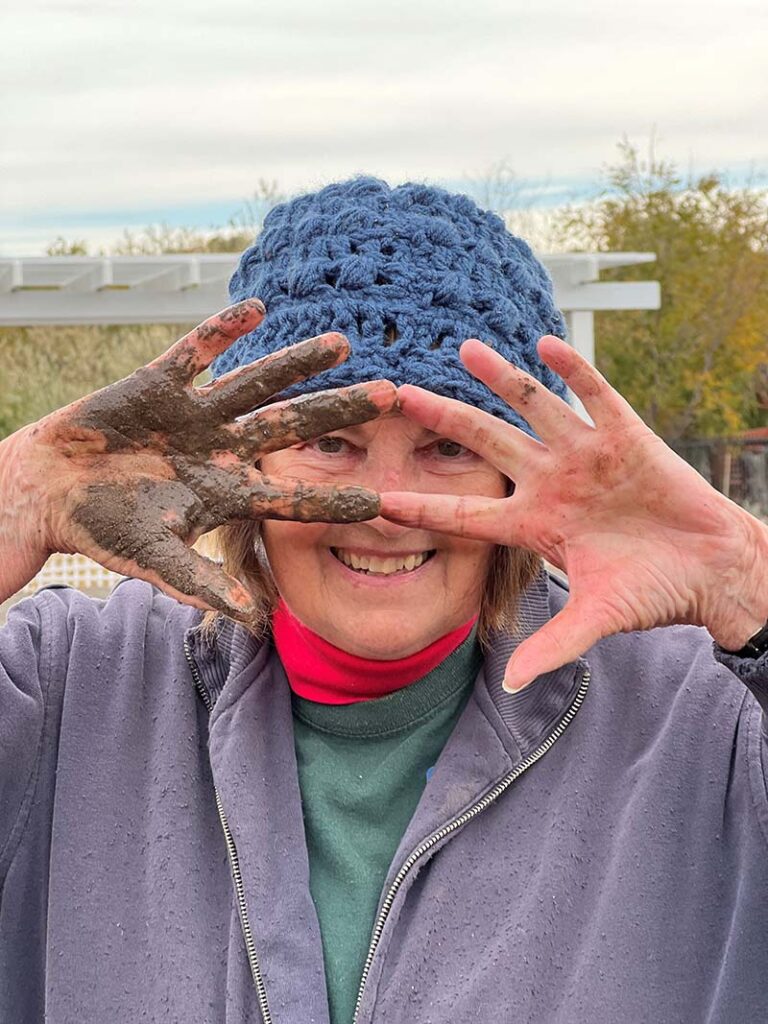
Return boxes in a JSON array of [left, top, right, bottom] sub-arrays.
[[272, 600, 477, 705]]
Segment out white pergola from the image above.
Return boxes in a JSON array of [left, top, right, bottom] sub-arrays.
[[544, 252, 659, 367], [0, 252, 659, 602], [0, 252, 659, 370]]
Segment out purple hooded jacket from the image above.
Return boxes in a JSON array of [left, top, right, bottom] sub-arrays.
[[1, 571, 767, 1023]]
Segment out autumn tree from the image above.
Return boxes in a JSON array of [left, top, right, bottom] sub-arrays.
[[555, 141, 768, 440]]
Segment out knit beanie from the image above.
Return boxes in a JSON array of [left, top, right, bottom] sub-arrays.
[[213, 177, 567, 432]]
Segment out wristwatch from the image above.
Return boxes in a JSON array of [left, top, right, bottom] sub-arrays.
[[717, 620, 768, 659]]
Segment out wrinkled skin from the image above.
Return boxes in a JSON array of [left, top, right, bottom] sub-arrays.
[[380, 335, 768, 690], [22, 300, 396, 617]]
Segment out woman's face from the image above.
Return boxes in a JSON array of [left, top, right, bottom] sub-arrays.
[[260, 411, 507, 659]]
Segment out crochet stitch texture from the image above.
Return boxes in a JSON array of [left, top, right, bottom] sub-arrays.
[[214, 177, 568, 431]]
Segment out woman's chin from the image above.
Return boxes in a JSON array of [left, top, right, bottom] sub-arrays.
[[316, 614, 453, 660], [334, 637, 432, 660]]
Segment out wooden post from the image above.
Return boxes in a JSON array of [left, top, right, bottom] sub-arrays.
[[722, 449, 732, 498], [563, 310, 596, 425]]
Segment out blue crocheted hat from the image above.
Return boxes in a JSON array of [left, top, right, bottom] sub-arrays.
[[213, 176, 567, 431]]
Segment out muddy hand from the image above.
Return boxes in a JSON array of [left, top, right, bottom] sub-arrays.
[[29, 300, 396, 617], [380, 336, 768, 691]]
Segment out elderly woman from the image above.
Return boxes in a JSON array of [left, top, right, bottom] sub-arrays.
[[1, 178, 767, 1024]]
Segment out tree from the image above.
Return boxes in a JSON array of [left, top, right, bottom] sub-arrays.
[[555, 140, 768, 440]]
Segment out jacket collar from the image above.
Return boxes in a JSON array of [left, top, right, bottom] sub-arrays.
[[184, 568, 583, 764]]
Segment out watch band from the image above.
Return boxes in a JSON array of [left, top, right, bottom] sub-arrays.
[[717, 620, 768, 659]]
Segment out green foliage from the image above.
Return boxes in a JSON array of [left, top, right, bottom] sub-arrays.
[[0, 324, 186, 433], [555, 140, 768, 439]]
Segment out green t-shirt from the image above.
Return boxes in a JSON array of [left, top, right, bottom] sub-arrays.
[[291, 631, 482, 1024]]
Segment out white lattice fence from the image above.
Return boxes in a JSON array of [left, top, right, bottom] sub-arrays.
[[19, 553, 122, 595]]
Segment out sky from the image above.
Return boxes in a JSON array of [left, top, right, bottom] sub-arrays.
[[2, 0, 766, 254]]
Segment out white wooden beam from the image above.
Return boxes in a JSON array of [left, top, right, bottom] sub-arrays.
[[0, 261, 22, 293], [0, 253, 660, 329], [128, 263, 200, 292], [556, 281, 660, 311], [0, 284, 230, 326], [564, 310, 596, 424], [59, 262, 113, 292]]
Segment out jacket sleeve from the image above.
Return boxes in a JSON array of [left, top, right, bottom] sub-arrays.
[[714, 645, 768, 717], [0, 593, 57, 879], [714, 644, 768, 843]]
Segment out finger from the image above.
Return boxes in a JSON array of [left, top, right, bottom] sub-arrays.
[[81, 529, 256, 619], [198, 332, 351, 420], [380, 491, 513, 543], [502, 597, 611, 692], [397, 384, 545, 473], [536, 335, 636, 426], [226, 379, 397, 458], [154, 300, 267, 381], [249, 475, 382, 523], [459, 338, 582, 444], [138, 533, 257, 619], [174, 461, 383, 524]]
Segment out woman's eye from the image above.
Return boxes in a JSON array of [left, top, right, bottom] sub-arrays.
[[435, 439, 466, 458], [314, 435, 348, 454]]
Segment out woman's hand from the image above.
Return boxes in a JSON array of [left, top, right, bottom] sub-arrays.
[[1, 300, 396, 617], [380, 336, 768, 691]]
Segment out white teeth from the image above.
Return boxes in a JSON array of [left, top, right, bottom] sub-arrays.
[[334, 549, 431, 575]]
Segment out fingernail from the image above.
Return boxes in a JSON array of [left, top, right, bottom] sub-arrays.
[[310, 332, 348, 356], [360, 380, 398, 408], [503, 681, 528, 694], [228, 583, 256, 612], [332, 488, 380, 521], [247, 299, 266, 315]]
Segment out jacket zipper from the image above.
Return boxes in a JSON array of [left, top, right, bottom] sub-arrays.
[[183, 638, 273, 1024], [351, 666, 591, 1024], [185, 635, 588, 1024]]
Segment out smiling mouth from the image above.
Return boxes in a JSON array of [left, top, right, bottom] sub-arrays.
[[331, 548, 437, 576]]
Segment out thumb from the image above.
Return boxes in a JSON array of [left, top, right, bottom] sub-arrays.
[[145, 534, 257, 620], [93, 528, 257, 621], [503, 597, 609, 693]]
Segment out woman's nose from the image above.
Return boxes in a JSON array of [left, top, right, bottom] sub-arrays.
[[353, 458, 423, 537], [361, 459, 414, 494]]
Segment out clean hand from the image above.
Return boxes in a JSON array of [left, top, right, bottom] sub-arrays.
[[381, 336, 768, 691]]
